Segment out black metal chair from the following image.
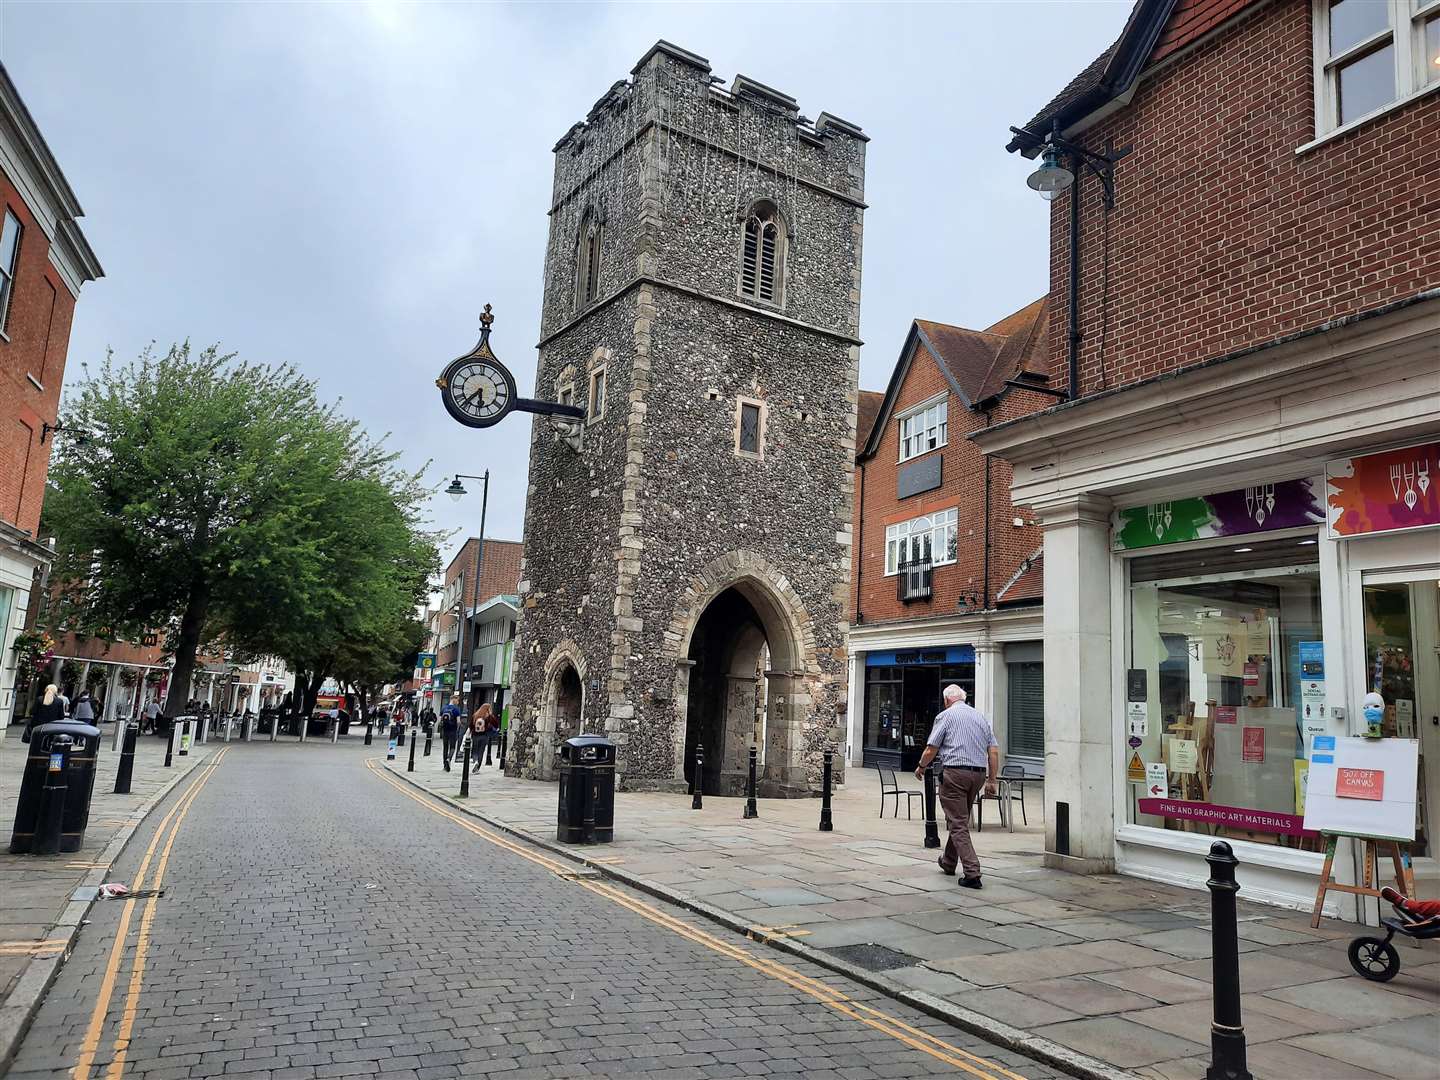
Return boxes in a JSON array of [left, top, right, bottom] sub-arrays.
[[1001, 764, 1031, 825], [877, 765, 923, 819]]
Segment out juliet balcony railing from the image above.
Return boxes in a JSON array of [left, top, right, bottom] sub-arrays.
[[897, 557, 933, 603]]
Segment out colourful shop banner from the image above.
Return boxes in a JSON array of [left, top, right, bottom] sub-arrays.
[[1137, 798, 1319, 838], [1113, 477, 1324, 550], [1326, 441, 1440, 538]]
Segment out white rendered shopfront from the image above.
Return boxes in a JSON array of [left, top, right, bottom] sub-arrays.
[[974, 296, 1440, 914]]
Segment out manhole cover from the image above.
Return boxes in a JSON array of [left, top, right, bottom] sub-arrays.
[[822, 943, 917, 971]]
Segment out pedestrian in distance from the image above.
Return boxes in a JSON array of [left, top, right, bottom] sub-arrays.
[[914, 685, 999, 890], [143, 698, 161, 734], [22, 684, 66, 742], [440, 706, 459, 771], [483, 706, 500, 764], [72, 690, 97, 723], [470, 704, 492, 767]]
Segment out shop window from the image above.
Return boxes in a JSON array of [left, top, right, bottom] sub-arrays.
[[865, 666, 903, 754], [1007, 662, 1045, 760], [1127, 536, 1324, 850]]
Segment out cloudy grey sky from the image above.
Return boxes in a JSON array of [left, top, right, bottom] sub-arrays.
[[3, 0, 1121, 556]]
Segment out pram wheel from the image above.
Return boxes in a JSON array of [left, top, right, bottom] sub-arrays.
[[1348, 936, 1399, 981]]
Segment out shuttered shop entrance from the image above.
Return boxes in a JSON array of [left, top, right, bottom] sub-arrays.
[[1007, 661, 1044, 762]]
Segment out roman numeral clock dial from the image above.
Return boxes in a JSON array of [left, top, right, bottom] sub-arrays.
[[435, 305, 518, 429]]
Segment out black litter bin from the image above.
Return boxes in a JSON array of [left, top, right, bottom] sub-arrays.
[[557, 734, 615, 844], [9, 719, 102, 854]]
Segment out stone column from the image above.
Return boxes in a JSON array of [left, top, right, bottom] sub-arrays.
[[973, 640, 1006, 754], [845, 650, 865, 768], [761, 671, 808, 796], [1038, 493, 1115, 873]]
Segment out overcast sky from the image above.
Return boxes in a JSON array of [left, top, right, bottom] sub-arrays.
[[3, 1, 1121, 560]]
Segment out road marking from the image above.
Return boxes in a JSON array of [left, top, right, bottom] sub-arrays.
[[368, 761, 1028, 1080], [71, 748, 228, 1080]]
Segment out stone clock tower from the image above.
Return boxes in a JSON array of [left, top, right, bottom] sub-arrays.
[[509, 41, 866, 796]]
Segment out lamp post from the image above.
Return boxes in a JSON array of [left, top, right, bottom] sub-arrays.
[[446, 471, 489, 719]]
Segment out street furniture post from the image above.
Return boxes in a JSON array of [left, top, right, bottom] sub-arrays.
[[691, 743, 704, 810], [408, 725, 418, 773], [819, 749, 834, 832], [923, 763, 941, 849], [165, 723, 175, 768], [364, 718, 373, 746], [459, 735, 472, 798], [1206, 841, 1251, 1080], [34, 736, 72, 856], [114, 723, 138, 794], [743, 745, 759, 820]]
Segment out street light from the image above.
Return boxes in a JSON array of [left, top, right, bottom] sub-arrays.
[[447, 472, 489, 717], [1026, 145, 1074, 201]]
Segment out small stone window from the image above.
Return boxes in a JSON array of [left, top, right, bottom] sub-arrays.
[[587, 366, 606, 424], [558, 383, 575, 409], [739, 200, 784, 305], [575, 209, 602, 310], [735, 398, 765, 459]]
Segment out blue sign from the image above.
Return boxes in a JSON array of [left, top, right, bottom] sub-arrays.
[[1313, 736, 1335, 752], [867, 645, 975, 667], [1299, 641, 1325, 678], [48, 752, 63, 771]]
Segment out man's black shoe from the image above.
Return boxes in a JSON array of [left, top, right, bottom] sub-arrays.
[[938, 859, 955, 876], [958, 877, 983, 890]]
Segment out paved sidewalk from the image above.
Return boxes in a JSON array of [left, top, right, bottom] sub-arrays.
[[393, 746, 1439, 1080], [0, 722, 215, 1067]]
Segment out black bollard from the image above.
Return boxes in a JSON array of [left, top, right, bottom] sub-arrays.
[[164, 723, 175, 768], [1206, 841, 1251, 1080], [397, 725, 405, 747], [408, 726, 418, 773], [178, 719, 190, 757], [819, 749, 834, 832], [459, 737, 471, 798], [364, 720, 373, 746], [499, 730, 508, 769], [922, 763, 941, 849], [691, 743, 704, 810], [483, 734, 493, 766], [743, 745, 759, 820], [424, 728, 433, 757], [33, 736, 72, 856], [114, 724, 138, 794]]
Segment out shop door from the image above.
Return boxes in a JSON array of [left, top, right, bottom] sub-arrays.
[[1361, 571, 1439, 861], [900, 667, 939, 771]]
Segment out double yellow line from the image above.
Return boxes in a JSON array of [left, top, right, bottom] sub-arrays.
[[368, 760, 1028, 1080], [72, 747, 229, 1080]]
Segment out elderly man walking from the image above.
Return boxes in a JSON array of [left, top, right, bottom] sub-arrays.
[[914, 685, 999, 889]]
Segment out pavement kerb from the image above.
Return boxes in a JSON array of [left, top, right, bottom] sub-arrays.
[[0, 748, 213, 1074], [382, 763, 1139, 1080]]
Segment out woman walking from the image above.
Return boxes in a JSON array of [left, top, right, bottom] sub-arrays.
[[470, 704, 492, 768], [22, 684, 66, 741], [440, 705, 459, 771]]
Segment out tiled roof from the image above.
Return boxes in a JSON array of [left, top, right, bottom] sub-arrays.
[[856, 390, 885, 448], [914, 319, 1005, 405], [997, 549, 1044, 606], [978, 297, 1051, 402]]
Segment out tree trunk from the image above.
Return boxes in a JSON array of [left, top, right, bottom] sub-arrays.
[[163, 582, 210, 716], [304, 670, 325, 716]]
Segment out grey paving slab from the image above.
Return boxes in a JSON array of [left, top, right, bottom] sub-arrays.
[[1085, 968, 1213, 1005], [945, 986, 1084, 1029], [1239, 1041, 1391, 1079], [739, 888, 832, 907], [1031, 1016, 1208, 1068], [1126, 999, 1320, 1044], [1266, 977, 1438, 1022], [1169, 953, 1346, 993], [1021, 977, 1160, 1016]]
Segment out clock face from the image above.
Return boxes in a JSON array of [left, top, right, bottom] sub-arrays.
[[438, 356, 517, 429]]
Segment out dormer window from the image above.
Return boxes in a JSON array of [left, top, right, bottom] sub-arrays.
[[575, 210, 602, 309], [739, 200, 784, 304]]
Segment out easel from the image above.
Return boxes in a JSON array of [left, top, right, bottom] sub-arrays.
[[1310, 831, 1414, 928]]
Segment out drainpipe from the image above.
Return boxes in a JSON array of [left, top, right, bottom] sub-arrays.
[[982, 441, 991, 611], [854, 461, 864, 625], [1067, 163, 1082, 401]]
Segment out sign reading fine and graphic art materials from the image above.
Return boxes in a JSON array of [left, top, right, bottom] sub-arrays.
[[1327, 441, 1440, 538], [1113, 477, 1324, 550], [1303, 737, 1419, 841]]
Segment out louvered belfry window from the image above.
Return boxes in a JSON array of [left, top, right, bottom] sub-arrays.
[[740, 201, 781, 303], [576, 211, 602, 309]]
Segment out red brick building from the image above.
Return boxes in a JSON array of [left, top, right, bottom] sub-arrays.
[[975, 0, 1440, 908], [429, 537, 522, 713], [846, 298, 1052, 771], [0, 64, 103, 730]]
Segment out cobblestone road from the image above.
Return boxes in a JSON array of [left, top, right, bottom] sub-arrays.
[[8, 741, 1061, 1080]]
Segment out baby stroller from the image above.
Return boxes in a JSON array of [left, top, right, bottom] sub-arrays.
[[1347, 886, 1440, 982]]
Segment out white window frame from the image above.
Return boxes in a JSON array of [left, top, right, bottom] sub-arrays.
[[883, 508, 958, 576], [0, 209, 20, 336], [1312, 0, 1440, 138], [896, 394, 948, 463]]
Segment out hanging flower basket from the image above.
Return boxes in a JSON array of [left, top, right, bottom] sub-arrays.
[[10, 630, 55, 677], [120, 668, 139, 688]]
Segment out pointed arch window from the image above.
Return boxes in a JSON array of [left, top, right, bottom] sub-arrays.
[[575, 210, 602, 310], [740, 200, 784, 304]]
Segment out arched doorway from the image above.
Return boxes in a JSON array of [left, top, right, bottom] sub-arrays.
[[678, 576, 811, 797], [537, 655, 584, 779]]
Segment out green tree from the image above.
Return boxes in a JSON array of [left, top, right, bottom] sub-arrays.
[[42, 343, 436, 714]]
